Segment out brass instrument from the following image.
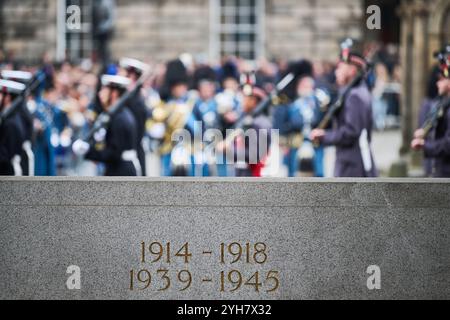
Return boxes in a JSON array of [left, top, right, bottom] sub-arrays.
[[147, 91, 198, 155]]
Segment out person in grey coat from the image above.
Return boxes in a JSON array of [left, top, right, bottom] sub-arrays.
[[311, 47, 378, 178]]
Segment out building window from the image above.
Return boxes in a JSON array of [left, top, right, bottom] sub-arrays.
[[210, 0, 265, 61]]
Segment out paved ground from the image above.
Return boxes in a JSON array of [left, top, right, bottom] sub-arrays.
[[146, 129, 404, 178]]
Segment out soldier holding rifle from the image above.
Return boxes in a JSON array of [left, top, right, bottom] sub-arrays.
[[311, 39, 378, 178], [1, 70, 35, 176], [412, 45, 450, 177], [72, 75, 141, 176]]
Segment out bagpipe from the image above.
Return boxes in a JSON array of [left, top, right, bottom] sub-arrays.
[[420, 96, 450, 138], [0, 69, 47, 128], [221, 61, 315, 146], [82, 66, 152, 144]]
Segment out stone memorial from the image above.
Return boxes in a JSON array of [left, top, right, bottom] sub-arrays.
[[0, 177, 449, 300]]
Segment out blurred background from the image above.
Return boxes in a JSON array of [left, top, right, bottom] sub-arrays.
[[0, 0, 449, 177]]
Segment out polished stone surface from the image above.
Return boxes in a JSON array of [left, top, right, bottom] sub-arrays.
[[0, 178, 449, 300]]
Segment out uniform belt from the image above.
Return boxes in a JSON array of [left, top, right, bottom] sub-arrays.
[[22, 141, 35, 177], [121, 150, 142, 177]]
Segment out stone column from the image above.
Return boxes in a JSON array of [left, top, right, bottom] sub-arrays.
[[397, 0, 414, 156], [410, 0, 430, 167]]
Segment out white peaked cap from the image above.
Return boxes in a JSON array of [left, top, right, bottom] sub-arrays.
[[101, 75, 131, 89], [0, 79, 26, 95], [1, 70, 33, 83], [120, 58, 149, 73]]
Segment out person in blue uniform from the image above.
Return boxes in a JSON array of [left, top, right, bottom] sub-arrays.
[[192, 67, 218, 176], [0, 79, 27, 176], [412, 45, 450, 177], [72, 75, 141, 176], [32, 98, 57, 176], [120, 58, 150, 176], [311, 41, 378, 178], [159, 59, 197, 177], [286, 76, 326, 177]]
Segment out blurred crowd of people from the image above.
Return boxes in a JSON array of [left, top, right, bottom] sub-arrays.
[[0, 43, 407, 178]]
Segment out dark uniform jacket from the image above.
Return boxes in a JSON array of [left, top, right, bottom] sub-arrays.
[[0, 112, 25, 176], [322, 82, 378, 178], [127, 92, 148, 176], [19, 103, 34, 175], [424, 100, 450, 177], [86, 107, 138, 176]]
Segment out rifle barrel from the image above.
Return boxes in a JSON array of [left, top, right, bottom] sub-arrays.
[[83, 68, 152, 142]]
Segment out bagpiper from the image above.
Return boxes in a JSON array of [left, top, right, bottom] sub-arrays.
[[311, 39, 378, 178], [233, 72, 272, 177], [72, 75, 141, 176], [0, 79, 26, 176], [412, 45, 450, 177]]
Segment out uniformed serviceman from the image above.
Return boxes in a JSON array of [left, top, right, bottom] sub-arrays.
[[120, 58, 150, 176], [232, 73, 272, 177], [1, 70, 35, 176], [72, 75, 141, 176], [0, 79, 26, 176], [148, 59, 197, 176], [311, 42, 378, 178], [286, 76, 328, 177], [412, 45, 450, 177], [192, 66, 219, 176]]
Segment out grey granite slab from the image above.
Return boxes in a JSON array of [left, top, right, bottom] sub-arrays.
[[0, 178, 449, 300]]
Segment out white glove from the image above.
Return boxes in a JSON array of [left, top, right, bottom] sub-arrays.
[[94, 128, 107, 142], [72, 139, 90, 157], [149, 123, 166, 140]]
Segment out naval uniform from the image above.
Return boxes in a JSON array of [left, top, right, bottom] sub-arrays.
[[85, 107, 140, 176], [0, 112, 26, 176], [19, 102, 35, 176], [127, 91, 149, 176]]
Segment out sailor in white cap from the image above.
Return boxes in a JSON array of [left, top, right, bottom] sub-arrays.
[[0, 79, 27, 176], [119, 57, 150, 176], [1, 70, 35, 176], [1, 70, 33, 83], [72, 75, 142, 176]]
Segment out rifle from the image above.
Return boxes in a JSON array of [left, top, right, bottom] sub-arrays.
[[316, 44, 377, 130], [420, 96, 450, 138], [0, 70, 47, 128], [82, 67, 152, 143], [316, 65, 373, 130], [232, 65, 305, 132]]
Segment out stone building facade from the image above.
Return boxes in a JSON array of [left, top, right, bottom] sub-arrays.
[[0, 0, 369, 63]]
